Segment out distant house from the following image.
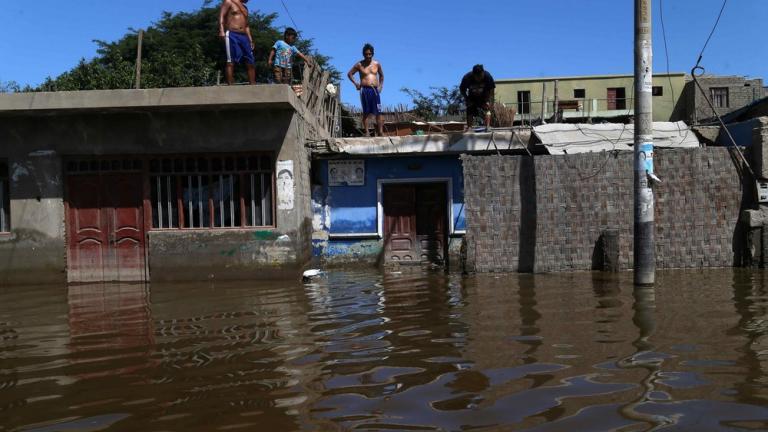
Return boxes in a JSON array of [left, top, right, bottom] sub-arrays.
[[495, 73, 688, 123], [681, 75, 765, 125]]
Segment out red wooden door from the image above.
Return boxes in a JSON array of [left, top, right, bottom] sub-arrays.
[[383, 183, 448, 266], [607, 88, 618, 110], [67, 174, 146, 283], [67, 176, 109, 282], [103, 175, 146, 282]]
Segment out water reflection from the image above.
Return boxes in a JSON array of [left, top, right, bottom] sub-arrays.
[[2, 270, 768, 430]]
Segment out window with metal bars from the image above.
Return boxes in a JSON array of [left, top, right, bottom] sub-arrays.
[[710, 87, 729, 108], [0, 161, 9, 233], [149, 155, 274, 230]]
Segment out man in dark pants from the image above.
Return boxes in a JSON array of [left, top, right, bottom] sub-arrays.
[[460, 64, 496, 129]]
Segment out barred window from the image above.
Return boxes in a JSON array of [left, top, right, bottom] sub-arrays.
[[711, 87, 729, 108], [0, 161, 8, 233], [150, 155, 274, 230]]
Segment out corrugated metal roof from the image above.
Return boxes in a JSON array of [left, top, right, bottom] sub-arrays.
[[533, 122, 700, 155], [331, 130, 532, 155]]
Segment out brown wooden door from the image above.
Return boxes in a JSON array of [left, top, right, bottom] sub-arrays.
[[67, 174, 146, 283], [67, 175, 109, 283], [383, 183, 447, 266], [416, 183, 447, 264], [383, 184, 417, 263]]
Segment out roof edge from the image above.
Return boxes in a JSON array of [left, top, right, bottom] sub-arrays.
[[0, 85, 300, 115]]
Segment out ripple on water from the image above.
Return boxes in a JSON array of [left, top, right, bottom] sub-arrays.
[[1, 269, 768, 430]]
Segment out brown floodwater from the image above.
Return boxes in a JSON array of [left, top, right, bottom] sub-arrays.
[[1, 269, 768, 431]]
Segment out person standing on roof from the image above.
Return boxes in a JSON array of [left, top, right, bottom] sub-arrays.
[[268, 28, 313, 85], [347, 44, 385, 137], [219, 0, 256, 85], [460, 64, 496, 129]]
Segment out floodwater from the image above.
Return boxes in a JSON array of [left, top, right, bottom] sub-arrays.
[[2, 270, 768, 431]]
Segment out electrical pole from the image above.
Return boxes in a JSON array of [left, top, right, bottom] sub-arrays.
[[634, 0, 655, 285], [135, 30, 144, 90]]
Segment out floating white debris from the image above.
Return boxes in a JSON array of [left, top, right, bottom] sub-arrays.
[[302, 269, 324, 283]]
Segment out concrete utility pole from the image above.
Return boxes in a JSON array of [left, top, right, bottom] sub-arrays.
[[634, 0, 655, 285], [135, 30, 144, 90]]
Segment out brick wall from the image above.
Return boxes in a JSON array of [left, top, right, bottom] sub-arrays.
[[463, 147, 745, 273]]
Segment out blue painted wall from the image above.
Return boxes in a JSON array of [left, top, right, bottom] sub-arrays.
[[718, 118, 759, 147], [313, 155, 466, 260]]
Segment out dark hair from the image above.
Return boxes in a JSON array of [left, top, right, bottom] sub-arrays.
[[472, 64, 485, 75], [278, 169, 293, 179], [362, 43, 375, 55], [284, 27, 298, 38]]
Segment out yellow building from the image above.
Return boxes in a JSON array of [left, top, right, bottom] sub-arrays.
[[495, 73, 687, 122]]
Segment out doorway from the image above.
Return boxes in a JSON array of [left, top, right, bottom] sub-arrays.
[[66, 161, 147, 283], [382, 182, 448, 266]]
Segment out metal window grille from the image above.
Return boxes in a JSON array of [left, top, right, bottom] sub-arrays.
[[149, 155, 274, 230], [711, 87, 729, 109]]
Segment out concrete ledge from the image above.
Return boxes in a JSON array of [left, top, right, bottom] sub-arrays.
[[0, 85, 300, 115]]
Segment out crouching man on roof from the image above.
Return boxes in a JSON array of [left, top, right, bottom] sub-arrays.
[[348, 44, 385, 137], [460, 64, 496, 129], [219, 0, 256, 85]]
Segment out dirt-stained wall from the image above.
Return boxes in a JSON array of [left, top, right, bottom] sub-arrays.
[[0, 106, 316, 284]]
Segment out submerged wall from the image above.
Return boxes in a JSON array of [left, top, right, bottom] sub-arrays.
[[312, 155, 466, 267], [463, 147, 747, 273], [0, 105, 315, 284]]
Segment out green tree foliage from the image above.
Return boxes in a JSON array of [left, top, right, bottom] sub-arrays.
[[37, 5, 337, 91], [401, 86, 463, 121]]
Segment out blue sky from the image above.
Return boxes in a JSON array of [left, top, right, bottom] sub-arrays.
[[1, 0, 766, 107]]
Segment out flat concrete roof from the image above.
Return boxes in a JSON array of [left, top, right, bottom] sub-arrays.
[[496, 72, 687, 84], [0, 85, 301, 116]]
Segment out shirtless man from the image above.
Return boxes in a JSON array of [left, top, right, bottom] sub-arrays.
[[219, 0, 255, 85], [347, 44, 385, 136]]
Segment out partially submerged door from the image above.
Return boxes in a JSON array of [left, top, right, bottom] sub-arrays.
[[416, 183, 447, 264], [383, 183, 448, 266], [67, 170, 146, 283]]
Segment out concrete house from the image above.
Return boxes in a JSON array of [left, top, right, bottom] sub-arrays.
[[681, 75, 765, 124], [0, 83, 336, 285], [495, 73, 688, 123], [311, 132, 532, 268]]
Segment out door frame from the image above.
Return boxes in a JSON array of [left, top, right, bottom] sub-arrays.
[[376, 178, 455, 238]]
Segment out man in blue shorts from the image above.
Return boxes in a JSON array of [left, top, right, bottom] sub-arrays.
[[347, 44, 385, 136], [219, 0, 255, 85]]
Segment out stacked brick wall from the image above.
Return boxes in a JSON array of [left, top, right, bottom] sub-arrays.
[[463, 147, 744, 273], [688, 77, 764, 123]]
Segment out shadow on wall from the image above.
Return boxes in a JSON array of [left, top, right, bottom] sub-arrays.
[[518, 156, 537, 273]]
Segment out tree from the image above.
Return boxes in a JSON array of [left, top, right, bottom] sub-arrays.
[[35, 5, 338, 91], [401, 86, 463, 121], [0, 81, 21, 93]]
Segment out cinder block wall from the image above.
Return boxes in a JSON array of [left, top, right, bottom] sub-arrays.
[[688, 77, 764, 123], [463, 147, 745, 273]]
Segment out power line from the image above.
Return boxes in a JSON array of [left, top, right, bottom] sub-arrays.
[[280, 0, 299, 30], [696, 0, 728, 66], [658, 0, 686, 139]]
